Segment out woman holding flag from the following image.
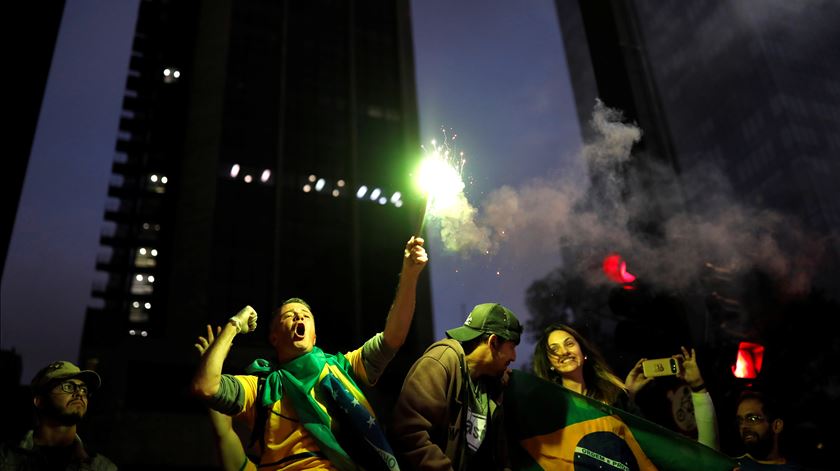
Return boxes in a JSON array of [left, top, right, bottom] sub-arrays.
[[532, 323, 720, 448], [509, 324, 730, 469]]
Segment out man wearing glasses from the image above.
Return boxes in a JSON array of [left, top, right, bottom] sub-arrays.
[[0, 361, 117, 470], [735, 390, 802, 470]]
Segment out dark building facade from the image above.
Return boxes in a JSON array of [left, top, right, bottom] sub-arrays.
[[554, 0, 839, 464], [631, 1, 840, 242], [81, 1, 431, 467], [557, 0, 840, 292], [4, 1, 66, 280]]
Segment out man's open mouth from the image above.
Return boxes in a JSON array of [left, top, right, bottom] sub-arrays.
[[294, 322, 306, 338]]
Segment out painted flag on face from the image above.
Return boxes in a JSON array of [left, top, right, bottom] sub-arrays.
[[503, 371, 737, 471]]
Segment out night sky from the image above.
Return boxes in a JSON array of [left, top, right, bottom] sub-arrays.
[[1, 0, 579, 381], [2, 0, 140, 383], [411, 0, 582, 366]]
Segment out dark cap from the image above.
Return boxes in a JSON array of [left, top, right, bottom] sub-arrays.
[[31, 361, 101, 393], [446, 303, 522, 344]]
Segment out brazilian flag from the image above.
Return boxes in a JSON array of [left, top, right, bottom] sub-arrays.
[[504, 371, 737, 470]]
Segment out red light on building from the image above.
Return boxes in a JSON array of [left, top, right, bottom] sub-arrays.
[[732, 341, 765, 379], [603, 254, 637, 285]]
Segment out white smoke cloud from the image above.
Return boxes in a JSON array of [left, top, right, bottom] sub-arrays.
[[425, 100, 826, 292], [434, 192, 492, 254]]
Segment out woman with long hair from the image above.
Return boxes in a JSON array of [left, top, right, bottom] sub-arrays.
[[532, 323, 720, 448], [532, 323, 635, 406]]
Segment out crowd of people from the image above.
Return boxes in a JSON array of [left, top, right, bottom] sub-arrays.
[[0, 235, 813, 470]]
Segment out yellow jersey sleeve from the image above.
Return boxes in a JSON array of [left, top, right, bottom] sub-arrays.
[[343, 346, 370, 386]]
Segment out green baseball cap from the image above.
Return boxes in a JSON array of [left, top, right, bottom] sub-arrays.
[[446, 303, 523, 344], [31, 361, 101, 393]]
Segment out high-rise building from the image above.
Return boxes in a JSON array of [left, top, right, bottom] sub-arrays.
[[552, 0, 697, 360], [631, 1, 840, 276], [81, 1, 431, 467], [554, 1, 838, 463], [558, 0, 840, 292]]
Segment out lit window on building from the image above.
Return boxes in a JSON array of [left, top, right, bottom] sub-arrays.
[[141, 222, 162, 234], [130, 274, 154, 295], [299, 172, 403, 209], [129, 301, 150, 323], [134, 247, 157, 268], [163, 67, 181, 84], [148, 174, 167, 193]]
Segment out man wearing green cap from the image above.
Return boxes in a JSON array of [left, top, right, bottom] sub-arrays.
[[391, 303, 523, 471], [0, 361, 117, 470]]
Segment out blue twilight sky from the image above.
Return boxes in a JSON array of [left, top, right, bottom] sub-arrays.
[[1, 0, 582, 381], [1, 0, 140, 382], [411, 0, 583, 366]]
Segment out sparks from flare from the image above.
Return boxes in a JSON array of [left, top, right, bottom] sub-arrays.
[[414, 128, 468, 234]]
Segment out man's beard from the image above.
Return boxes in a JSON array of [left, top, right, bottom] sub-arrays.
[[41, 399, 85, 426], [742, 431, 773, 459]]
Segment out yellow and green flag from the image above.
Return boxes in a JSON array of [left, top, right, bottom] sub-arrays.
[[504, 371, 736, 470]]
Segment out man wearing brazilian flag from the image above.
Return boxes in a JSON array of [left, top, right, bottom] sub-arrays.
[[192, 236, 427, 471]]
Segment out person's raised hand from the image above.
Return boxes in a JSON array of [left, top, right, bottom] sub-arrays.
[[195, 324, 222, 356], [625, 358, 654, 400], [676, 346, 704, 390], [402, 236, 428, 277], [230, 305, 258, 334]]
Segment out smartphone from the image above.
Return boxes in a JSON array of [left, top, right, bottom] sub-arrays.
[[642, 357, 681, 378]]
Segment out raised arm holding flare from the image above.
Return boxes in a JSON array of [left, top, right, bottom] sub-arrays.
[[191, 236, 427, 471]]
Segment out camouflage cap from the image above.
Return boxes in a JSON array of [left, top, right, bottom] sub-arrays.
[[31, 361, 101, 393]]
